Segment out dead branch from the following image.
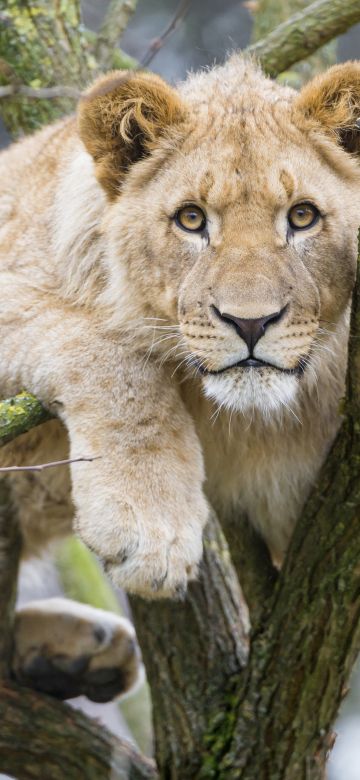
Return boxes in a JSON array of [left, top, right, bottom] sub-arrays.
[[0, 456, 101, 473], [140, 0, 191, 68]]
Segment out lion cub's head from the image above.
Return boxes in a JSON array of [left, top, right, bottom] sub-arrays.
[[78, 58, 360, 418]]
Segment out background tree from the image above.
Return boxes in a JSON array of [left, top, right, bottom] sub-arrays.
[[1, 1, 360, 778]]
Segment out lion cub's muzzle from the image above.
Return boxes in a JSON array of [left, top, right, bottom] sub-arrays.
[[197, 302, 303, 375]]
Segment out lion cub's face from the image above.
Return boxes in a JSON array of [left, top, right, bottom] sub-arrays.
[[79, 61, 360, 417]]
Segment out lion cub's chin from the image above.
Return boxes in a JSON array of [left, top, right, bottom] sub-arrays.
[[202, 370, 300, 420]]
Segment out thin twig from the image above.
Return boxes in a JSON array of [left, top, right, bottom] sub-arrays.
[[0, 456, 101, 473], [0, 84, 80, 100], [140, 0, 191, 68]]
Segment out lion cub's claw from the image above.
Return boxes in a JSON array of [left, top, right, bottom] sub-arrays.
[[103, 524, 205, 599]]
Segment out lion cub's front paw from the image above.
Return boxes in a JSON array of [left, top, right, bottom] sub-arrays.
[[13, 598, 139, 702], [75, 488, 209, 599], [104, 518, 204, 599]]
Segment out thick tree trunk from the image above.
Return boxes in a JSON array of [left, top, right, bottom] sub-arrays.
[[130, 516, 249, 777]]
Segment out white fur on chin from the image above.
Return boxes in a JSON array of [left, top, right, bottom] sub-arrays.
[[202, 369, 300, 421]]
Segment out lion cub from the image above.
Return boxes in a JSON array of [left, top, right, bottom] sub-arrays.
[[1, 56, 359, 694]]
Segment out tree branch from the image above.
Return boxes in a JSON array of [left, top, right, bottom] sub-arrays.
[[249, 0, 360, 77], [139, 0, 191, 69], [0, 481, 21, 678], [0, 0, 94, 135], [0, 84, 80, 100], [0, 392, 51, 447], [0, 456, 101, 473], [0, 682, 157, 780], [130, 511, 249, 776], [95, 0, 139, 71], [221, 510, 278, 627]]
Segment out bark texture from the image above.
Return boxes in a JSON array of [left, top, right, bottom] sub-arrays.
[[130, 515, 250, 777], [95, 0, 139, 69], [0, 481, 20, 678], [0, 0, 136, 136], [248, 0, 360, 78], [0, 682, 156, 780], [0, 0, 94, 134]]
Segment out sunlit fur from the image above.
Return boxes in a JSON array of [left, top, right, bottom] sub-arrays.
[[1, 57, 360, 597]]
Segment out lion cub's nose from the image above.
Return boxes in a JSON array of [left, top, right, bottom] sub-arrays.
[[212, 305, 287, 353]]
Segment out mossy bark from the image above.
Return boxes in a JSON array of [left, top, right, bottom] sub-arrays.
[[0, 0, 137, 137], [0, 392, 52, 447], [251, 0, 336, 85], [248, 0, 360, 81], [0, 0, 95, 134]]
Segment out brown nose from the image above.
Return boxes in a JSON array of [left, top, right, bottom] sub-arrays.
[[212, 305, 287, 353]]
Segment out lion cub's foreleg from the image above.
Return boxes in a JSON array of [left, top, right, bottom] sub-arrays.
[[0, 293, 208, 596], [13, 598, 139, 702]]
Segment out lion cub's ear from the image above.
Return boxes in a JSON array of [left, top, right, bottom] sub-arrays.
[[295, 62, 360, 155], [78, 70, 186, 199]]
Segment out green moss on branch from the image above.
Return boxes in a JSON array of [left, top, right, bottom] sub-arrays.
[[0, 392, 52, 447]]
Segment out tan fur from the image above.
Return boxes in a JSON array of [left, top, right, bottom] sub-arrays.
[[1, 59, 360, 597]]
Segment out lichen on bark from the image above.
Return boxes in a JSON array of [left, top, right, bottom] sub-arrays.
[[0, 0, 96, 134], [0, 392, 52, 447]]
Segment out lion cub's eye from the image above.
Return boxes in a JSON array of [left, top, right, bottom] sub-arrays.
[[288, 202, 319, 231], [175, 205, 207, 233]]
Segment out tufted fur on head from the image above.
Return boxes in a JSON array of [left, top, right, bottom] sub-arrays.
[[78, 70, 186, 199], [296, 61, 360, 155]]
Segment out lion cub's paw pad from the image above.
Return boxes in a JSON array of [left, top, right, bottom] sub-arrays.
[[13, 598, 140, 703]]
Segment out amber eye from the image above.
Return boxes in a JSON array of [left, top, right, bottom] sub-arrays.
[[288, 202, 320, 231], [175, 205, 207, 233]]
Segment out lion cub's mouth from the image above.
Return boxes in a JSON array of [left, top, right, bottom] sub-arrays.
[[195, 357, 305, 376]]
